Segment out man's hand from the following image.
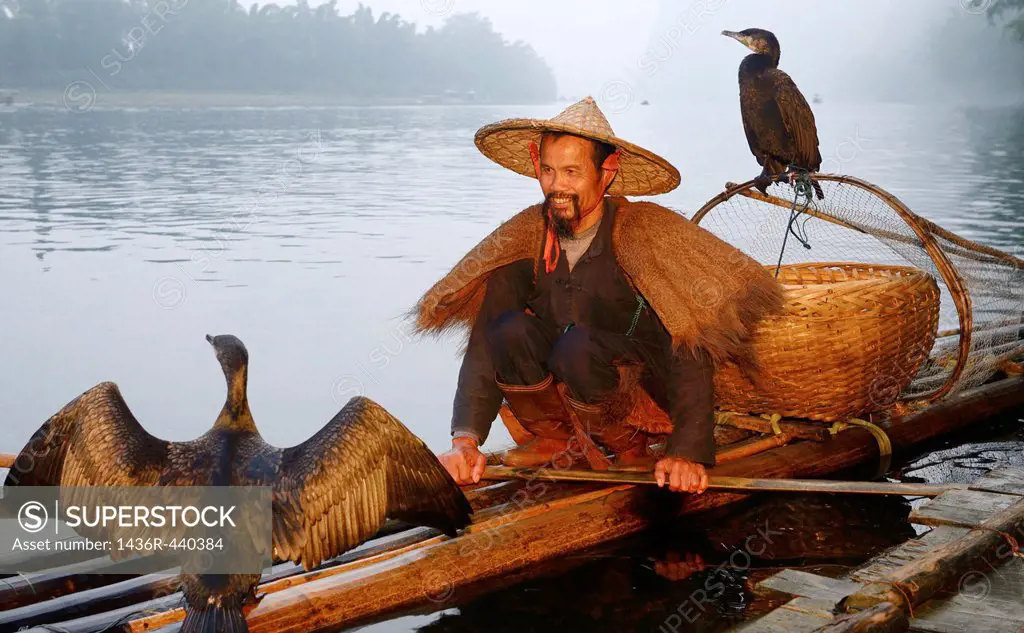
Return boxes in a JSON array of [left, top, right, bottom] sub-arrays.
[[654, 456, 709, 494], [438, 436, 487, 485]]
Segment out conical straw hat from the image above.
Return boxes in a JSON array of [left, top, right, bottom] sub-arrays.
[[474, 96, 680, 196]]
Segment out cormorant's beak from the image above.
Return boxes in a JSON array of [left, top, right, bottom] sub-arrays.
[[205, 334, 214, 345], [721, 30, 749, 48]]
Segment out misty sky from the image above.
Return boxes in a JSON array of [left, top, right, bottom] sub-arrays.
[[292, 0, 980, 101]]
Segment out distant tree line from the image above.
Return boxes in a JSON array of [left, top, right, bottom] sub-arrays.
[[919, 1, 1024, 101], [0, 0, 557, 102], [980, 0, 1024, 40]]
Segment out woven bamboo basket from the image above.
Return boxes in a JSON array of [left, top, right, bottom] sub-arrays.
[[713, 262, 941, 422]]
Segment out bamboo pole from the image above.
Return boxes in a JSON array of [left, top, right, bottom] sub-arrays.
[[714, 433, 793, 464], [481, 466, 966, 497], [812, 602, 909, 633], [0, 554, 176, 613], [0, 571, 182, 631], [0, 453, 13, 469], [15, 593, 184, 633]]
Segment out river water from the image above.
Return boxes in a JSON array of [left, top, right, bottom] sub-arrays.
[[0, 100, 1022, 632]]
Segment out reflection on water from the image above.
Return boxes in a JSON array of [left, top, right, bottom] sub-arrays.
[[0, 107, 524, 268], [0, 101, 1022, 632], [354, 491, 918, 633], [955, 105, 1024, 247], [894, 410, 1024, 487]]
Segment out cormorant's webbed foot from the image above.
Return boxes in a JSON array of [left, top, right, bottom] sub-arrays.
[[782, 167, 825, 201]]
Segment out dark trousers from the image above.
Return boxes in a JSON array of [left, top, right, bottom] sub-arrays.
[[484, 309, 712, 422], [485, 310, 658, 404]]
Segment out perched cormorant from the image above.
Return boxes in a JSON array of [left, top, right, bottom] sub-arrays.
[[3, 334, 473, 633], [721, 28, 824, 199]]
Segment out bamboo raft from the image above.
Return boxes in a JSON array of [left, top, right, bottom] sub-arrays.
[[1, 368, 1022, 633]]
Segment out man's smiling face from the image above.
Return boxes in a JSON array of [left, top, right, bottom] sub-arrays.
[[532, 132, 618, 237]]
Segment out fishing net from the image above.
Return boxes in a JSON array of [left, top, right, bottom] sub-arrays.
[[691, 174, 1024, 416]]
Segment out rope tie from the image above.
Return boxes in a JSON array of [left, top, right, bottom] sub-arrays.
[[714, 411, 736, 425], [973, 524, 1023, 557], [773, 168, 815, 279], [859, 580, 916, 618], [715, 411, 783, 436], [829, 418, 893, 478], [759, 412, 784, 435]]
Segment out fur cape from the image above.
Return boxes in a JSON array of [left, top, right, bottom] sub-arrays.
[[411, 196, 785, 374]]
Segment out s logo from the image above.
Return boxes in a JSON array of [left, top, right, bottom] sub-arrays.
[[18, 501, 48, 533]]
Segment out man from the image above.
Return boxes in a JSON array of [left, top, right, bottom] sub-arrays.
[[412, 97, 783, 494]]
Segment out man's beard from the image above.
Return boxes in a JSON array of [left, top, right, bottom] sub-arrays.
[[543, 192, 580, 239]]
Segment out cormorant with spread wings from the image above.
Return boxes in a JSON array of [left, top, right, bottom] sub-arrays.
[[3, 334, 473, 633], [721, 28, 824, 199]]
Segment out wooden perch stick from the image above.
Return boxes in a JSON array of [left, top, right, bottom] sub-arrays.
[[481, 466, 965, 497], [722, 180, 1024, 269], [0, 451, 961, 498]]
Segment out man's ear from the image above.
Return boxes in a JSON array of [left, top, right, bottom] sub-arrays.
[[602, 148, 621, 172], [601, 149, 621, 188], [529, 141, 541, 177]]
